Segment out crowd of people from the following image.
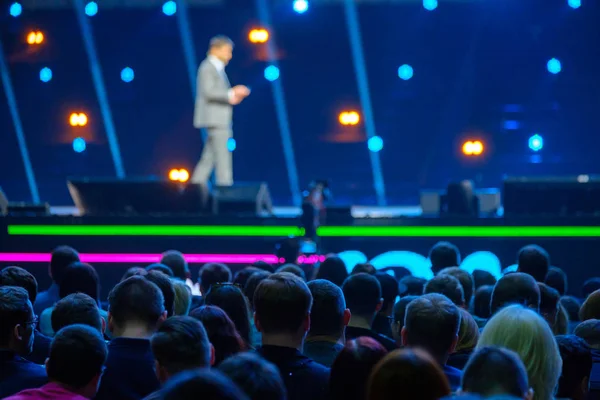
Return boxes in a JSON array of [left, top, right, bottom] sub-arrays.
[[1, 242, 600, 400]]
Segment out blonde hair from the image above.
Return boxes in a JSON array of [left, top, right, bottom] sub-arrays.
[[456, 308, 479, 352], [553, 303, 569, 335], [171, 279, 192, 316], [477, 305, 562, 400]]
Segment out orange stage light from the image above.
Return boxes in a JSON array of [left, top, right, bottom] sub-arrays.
[[69, 113, 88, 127], [338, 111, 361, 126], [27, 31, 44, 45], [168, 168, 190, 183], [462, 140, 484, 156], [249, 29, 269, 44]]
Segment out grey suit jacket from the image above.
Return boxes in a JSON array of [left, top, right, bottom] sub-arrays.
[[193, 58, 232, 129]]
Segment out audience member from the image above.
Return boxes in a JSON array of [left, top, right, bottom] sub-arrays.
[[439, 267, 474, 307], [251, 260, 276, 273], [560, 295, 581, 331], [573, 320, 600, 396], [398, 276, 426, 297], [429, 241, 461, 275], [171, 279, 191, 316], [121, 267, 147, 281], [145, 271, 176, 317], [351, 263, 376, 275], [580, 289, 600, 322], [461, 346, 532, 400], [490, 273, 540, 315], [190, 305, 246, 365], [517, 245, 550, 282], [448, 308, 480, 370], [390, 295, 418, 345], [402, 293, 463, 390], [276, 238, 300, 266], [473, 285, 493, 326], [472, 269, 497, 290], [367, 348, 451, 400], [34, 246, 80, 315], [198, 263, 232, 295], [275, 264, 306, 281], [555, 335, 592, 400], [244, 270, 271, 347], [219, 352, 287, 400], [342, 273, 396, 351], [254, 272, 330, 400], [478, 305, 562, 400], [372, 273, 398, 338], [538, 282, 561, 331], [145, 264, 174, 278], [329, 337, 388, 400], [233, 267, 261, 289], [545, 267, 568, 296], [583, 278, 600, 299], [304, 279, 350, 367], [95, 276, 167, 400], [158, 369, 249, 400], [51, 293, 104, 333], [424, 274, 465, 307], [313, 255, 348, 287], [555, 304, 569, 336], [160, 250, 189, 281], [204, 283, 251, 345]]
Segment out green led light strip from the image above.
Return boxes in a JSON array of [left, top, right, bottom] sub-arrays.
[[316, 226, 600, 237], [7, 225, 304, 237]]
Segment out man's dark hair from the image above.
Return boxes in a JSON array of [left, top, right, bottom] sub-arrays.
[[560, 296, 581, 323], [473, 285, 493, 319], [517, 244, 550, 282], [439, 267, 474, 305], [398, 276, 426, 297], [314, 256, 348, 287], [392, 295, 418, 328], [254, 272, 312, 334], [52, 293, 102, 333], [583, 278, 600, 298], [342, 273, 382, 318], [538, 282, 560, 316], [50, 245, 80, 284], [275, 238, 300, 266], [0, 286, 31, 346], [145, 270, 176, 317], [374, 273, 399, 312], [160, 250, 189, 280], [160, 369, 249, 400], [462, 346, 529, 398], [146, 263, 174, 278], [351, 263, 376, 275], [472, 269, 497, 290], [424, 274, 465, 306], [404, 293, 461, 359], [574, 319, 600, 348], [108, 275, 165, 330], [545, 267, 568, 296], [46, 324, 107, 388], [428, 241, 460, 274], [199, 263, 232, 293], [219, 352, 286, 400], [556, 335, 593, 399], [0, 266, 38, 303], [307, 279, 346, 337], [151, 316, 211, 374], [205, 284, 251, 344], [233, 267, 261, 289], [121, 267, 147, 281], [490, 272, 540, 314], [243, 270, 270, 310], [59, 262, 100, 304], [275, 264, 306, 281], [251, 260, 275, 273]]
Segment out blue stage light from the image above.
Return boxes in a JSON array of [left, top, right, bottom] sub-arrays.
[[10, 2, 22, 17], [293, 0, 309, 13], [503, 120, 520, 130], [397, 64, 414, 81], [264, 65, 280, 82], [368, 136, 384, 153], [227, 138, 236, 152], [85, 1, 98, 16], [423, 0, 438, 11], [73, 137, 87, 153], [162, 1, 176, 16], [121, 67, 134, 83], [39, 67, 52, 83], [547, 58, 562, 74], [528, 134, 544, 152], [568, 0, 581, 8]]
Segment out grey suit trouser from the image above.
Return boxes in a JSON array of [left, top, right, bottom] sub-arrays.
[[192, 127, 233, 186]]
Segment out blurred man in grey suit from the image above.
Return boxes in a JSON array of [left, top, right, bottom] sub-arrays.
[[192, 35, 250, 186]]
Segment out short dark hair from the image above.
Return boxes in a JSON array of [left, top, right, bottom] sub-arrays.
[[160, 250, 189, 280], [51, 293, 102, 333], [50, 246, 80, 284], [392, 295, 418, 329], [351, 263, 376, 275], [160, 369, 249, 400], [233, 267, 261, 289], [560, 296, 581, 322], [538, 282, 560, 316], [307, 279, 346, 337], [275, 264, 306, 281], [556, 335, 593, 399], [59, 262, 100, 304], [0, 286, 31, 346], [398, 276, 426, 297], [199, 263, 232, 293], [583, 278, 600, 298], [429, 241, 460, 274], [314, 256, 348, 287], [439, 267, 474, 305], [146, 263, 174, 278], [374, 273, 398, 312], [219, 353, 286, 400], [108, 276, 165, 330], [424, 274, 465, 306], [145, 270, 176, 317], [243, 270, 270, 310], [254, 273, 312, 334], [404, 293, 461, 359], [490, 272, 540, 314], [342, 273, 382, 317], [545, 267, 568, 296], [0, 266, 38, 304], [151, 316, 211, 374], [205, 284, 251, 344], [517, 244, 550, 282], [46, 324, 107, 388], [574, 319, 600, 348], [121, 267, 147, 281], [580, 289, 600, 322], [472, 269, 497, 290], [473, 285, 493, 319], [251, 260, 275, 273], [462, 346, 529, 398]]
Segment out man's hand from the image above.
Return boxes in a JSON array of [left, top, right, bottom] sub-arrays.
[[233, 85, 251, 98], [229, 95, 242, 105]]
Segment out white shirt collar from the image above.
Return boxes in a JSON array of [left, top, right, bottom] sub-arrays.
[[208, 55, 225, 72]]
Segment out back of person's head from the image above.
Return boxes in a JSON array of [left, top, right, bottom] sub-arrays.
[[398, 276, 426, 297], [146, 263, 174, 277], [538, 282, 560, 328], [50, 245, 80, 284], [462, 346, 531, 399], [160, 250, 189, 280], [233, 267, 261, 289], [205, 283, 251, 344], [275, 264, 306, 281], [402, 293, 461, 360], [544, 267, 567, 296], [555, 335, 592, 400], [429, 241, 461, 274], [171, 279, 192, 316], [330, 337, 388, 400], [243, 270, 270, 311], [51, 293, 103, 333], [351, 263, 376, 275], [108, 275, 166, 333], [307, 279, 349, 338], [145, 270, 176, 317], [560, 296, 581, 322], [0, 286, 33, 350], [342, 273, 382, 319], [367, 348, 451, 400], [190, 305, 246, 365], [439, 267, 474, 306], [254, 272, 312, 336], [473, 285, 493, 319], [151, 316, 212, 380], [251, 260, 275, 273], [477, 305, 562, 400], [374, 273, 399, 314], [199, 263, 232, 294], [424, 274, 465, 306], [580, 289, 600, 321], [314, 255, 348, 287], [583, 277, 600, 298], [159, 368, 250, 400], [490, 273, 540, 314], [59, 262, 100, 304], [391, 296, 418, 342], [574, 319, 600, 349], [121, 267, 147, 280], [219, 352, 287, 400], [517, 245, 550, 282], [276, 238, 300, 266], [472, 269, 497, 290], [554, 304, 569, 335], [457, 308, 479, 352], [0, 266, 38, 304]]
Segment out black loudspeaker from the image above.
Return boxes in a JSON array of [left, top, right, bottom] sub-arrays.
[[212, 182, 272, 216], [67, 178, 210, 215], [504, 176, 600, 216], [0, 187, 50, 216]]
